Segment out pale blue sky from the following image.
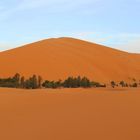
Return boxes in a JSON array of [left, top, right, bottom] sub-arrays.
[[0, 0, 140, 52]]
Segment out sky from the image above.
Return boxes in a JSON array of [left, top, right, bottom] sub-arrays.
[[0, 0, 140, 53]]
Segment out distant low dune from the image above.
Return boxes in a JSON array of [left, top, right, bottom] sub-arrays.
[[0, 37, 140, 82]]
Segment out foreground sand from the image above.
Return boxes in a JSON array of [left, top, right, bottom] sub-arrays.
[[0, 88, 140, 140]]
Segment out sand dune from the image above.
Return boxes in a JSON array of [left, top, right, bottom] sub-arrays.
[[0, 88, 140, 140], [0, 38, 139, 140], [0, 37, 140, 82]]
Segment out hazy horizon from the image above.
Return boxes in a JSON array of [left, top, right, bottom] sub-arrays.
[[0, 37, 139, 54], [0, 0, 140, 53]]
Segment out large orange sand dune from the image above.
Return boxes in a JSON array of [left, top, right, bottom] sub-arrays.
[[0, 37, 140, 82]]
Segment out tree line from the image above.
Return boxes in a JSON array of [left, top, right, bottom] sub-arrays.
[[110, 80, 139, 88], [0, 74, 105, 89], [0, 74, 42, 89], [0, 73, 139, 89]]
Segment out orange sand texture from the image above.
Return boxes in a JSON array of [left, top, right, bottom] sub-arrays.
[[0, 38, 140, 140], [0, 88, 140, 140], [0, 37, 140, 83]]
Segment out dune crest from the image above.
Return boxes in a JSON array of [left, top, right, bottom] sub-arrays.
[[0, 37, 140, 82]]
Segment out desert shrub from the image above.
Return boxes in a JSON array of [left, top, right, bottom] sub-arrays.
[[119, 81, 128, 87], [111, 81, 116, 88], [62, 76, 91, 88], [42, 80, 62, 88], [38, 76, 43, 88], [132, 83, 138, 87], [90, 81, 106, 87], [0, 73, 21, 88], [80, 77, 91, 88]]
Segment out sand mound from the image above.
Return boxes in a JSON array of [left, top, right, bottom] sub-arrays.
[[0, 37, 140, 82]]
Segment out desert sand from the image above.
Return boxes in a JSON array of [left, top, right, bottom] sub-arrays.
[[0, 88, 140, 140], [0, 37, 140, 83]]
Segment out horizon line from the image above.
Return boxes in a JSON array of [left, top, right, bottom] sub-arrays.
[[0, 36, 139, 54]]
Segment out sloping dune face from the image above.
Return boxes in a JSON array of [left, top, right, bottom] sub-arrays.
[[0, 37, 140, 82]]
